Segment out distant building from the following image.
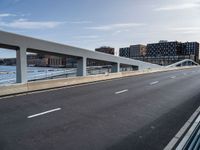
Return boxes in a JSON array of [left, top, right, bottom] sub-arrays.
[[119, 44, 147, 58], [95, 47, 115, 55], [48, 56, 66, 68], [146, 41, 199, 63], [119, 47, 130, 58], [146, 41, 182, 57], [1, 53, 77, 68], [119, 41, 199, 66], [1, 54, 67, 68], [2, 58, 16, 66], [130, 44, 147, 57], [182, 42, 199, 60], [35, 54, 67, 67]]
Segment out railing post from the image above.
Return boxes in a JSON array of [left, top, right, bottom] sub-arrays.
[[77, 57, 87, 76], [16, 46, 27, 83]]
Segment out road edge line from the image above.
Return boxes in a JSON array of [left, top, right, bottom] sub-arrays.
[[164, 105, 200, 150]]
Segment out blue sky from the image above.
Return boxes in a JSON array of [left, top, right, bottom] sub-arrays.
[[0, 0, 200, 58]]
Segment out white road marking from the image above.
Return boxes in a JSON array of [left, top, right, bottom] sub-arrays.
[[150, 81, 159, 85], [170, 76, 176, 79], [183, 73, 187, 76], [27, 108, 61, 119], [115, 89, 128, 94]]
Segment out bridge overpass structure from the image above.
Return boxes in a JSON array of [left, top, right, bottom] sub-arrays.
[[0, 30, 160, 83], [166, 59, 199, 68]]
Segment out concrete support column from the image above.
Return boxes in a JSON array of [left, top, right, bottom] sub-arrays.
[[111, 63, 120, 73], [16, 47, 27, 83], [77, 57, 87, 76]]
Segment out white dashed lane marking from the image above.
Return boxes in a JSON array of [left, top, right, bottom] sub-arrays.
[[170, 76, 176, 79], [150, 81, 159, 85], [27, 108, 61, 119], [115, 89, 128, 94]]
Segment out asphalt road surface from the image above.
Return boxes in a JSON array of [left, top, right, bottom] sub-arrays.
[[1, 67, 200, 150]]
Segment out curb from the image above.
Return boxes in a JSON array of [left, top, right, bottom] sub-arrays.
[[164, 106, 200, 150]]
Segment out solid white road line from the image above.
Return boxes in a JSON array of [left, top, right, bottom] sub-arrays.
[[115, 89, 128, 94], [27, 108, 61, 119], [150, 81, 159, 85]]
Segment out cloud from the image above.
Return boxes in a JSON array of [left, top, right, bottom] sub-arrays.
[[154, 3, 200, 11], [112, 29, 130, 35], [73, 35, 99, 39], [0, 19, 64, 29], [68, 21, 93, 24], [0, 13, 16, 18], [170, 27, 200, 31], [169, 27, 200, 34], [86, 23, 144, 31], [66, 38, 106, 46]]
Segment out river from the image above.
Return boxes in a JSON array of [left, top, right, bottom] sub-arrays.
[[0, 65, 76, 85]]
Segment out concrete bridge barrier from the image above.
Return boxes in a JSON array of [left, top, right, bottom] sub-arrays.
[[0, 66, 198, 98]]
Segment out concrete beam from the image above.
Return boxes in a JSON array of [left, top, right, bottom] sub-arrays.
[[16, 47, 27, 83], [77, 57, 87, 76]]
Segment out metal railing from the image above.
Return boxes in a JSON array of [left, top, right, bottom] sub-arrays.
[[182, 122, 200, 150]]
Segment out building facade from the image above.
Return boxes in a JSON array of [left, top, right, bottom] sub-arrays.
[[146, 41, 182, 57], [95, 47, 115, 55], [27, 54, 67, 67], [130, 44, 147, 57], [182, 42, 199, 60], [120, 41, 199, 66], [119, 47, 130, 58], [146, 41, 199, 64], [119, 44, 147, 58]]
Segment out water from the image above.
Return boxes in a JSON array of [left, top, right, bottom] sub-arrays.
[[0, 65, 112, 85], [0, 66, 76, 85]]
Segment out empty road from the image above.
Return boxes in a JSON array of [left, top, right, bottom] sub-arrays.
[[1, 67, 200, 150]]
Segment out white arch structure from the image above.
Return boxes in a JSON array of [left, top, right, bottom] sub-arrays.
[[166, 59, 199, 68]]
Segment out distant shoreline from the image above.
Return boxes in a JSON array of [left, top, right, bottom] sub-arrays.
[[0, 71, 15, 74]]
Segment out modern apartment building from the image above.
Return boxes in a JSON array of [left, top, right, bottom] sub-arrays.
[[119, 44, 147, 58], [146, 41, 182, 57], [130, 45, 147, 57], [119, 47, 130, 58], [120, 41, 199, 66], [182, 42, 199, 59], [146, 41, 199, 63]]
